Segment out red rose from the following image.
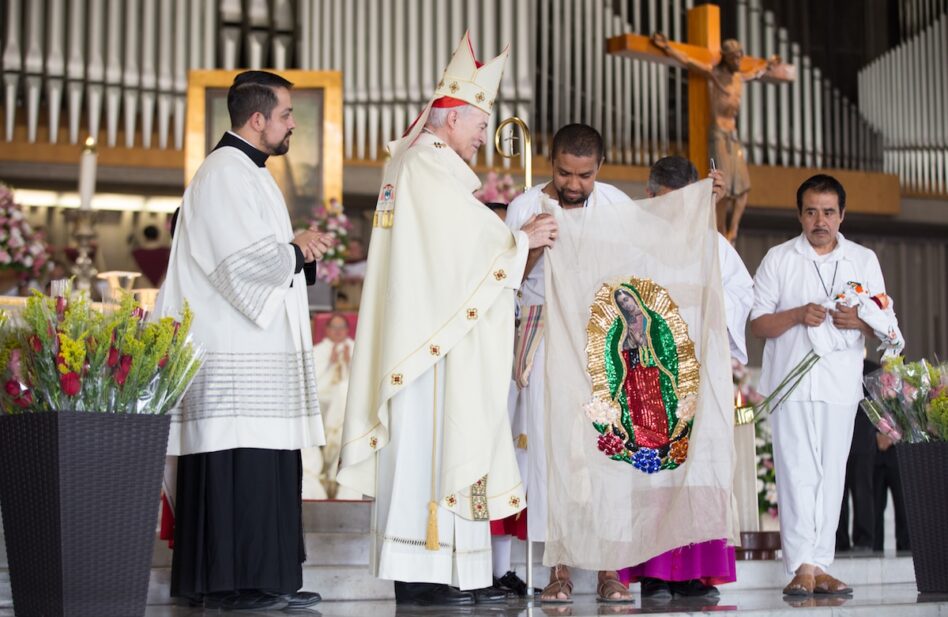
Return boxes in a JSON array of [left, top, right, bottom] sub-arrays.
[[55, 296, 67, 319], [107, 347, 119, 367], [60, 372, 81, 397], [132, 307, 145, 319], [29, 335, 42, 352], [4, 379, 20, 396], [158, 355, 168, 368], [14, 391, 32, 408], [115, 355, 133, 386]]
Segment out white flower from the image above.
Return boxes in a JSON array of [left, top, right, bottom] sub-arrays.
[[677, 394, 697, 420], [583, 397, 620, 425]]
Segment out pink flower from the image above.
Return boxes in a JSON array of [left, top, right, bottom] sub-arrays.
[[879, 371, 899, 399], [902, 383, 918, 401]]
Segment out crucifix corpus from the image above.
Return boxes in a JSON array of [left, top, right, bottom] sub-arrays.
[[607, 3, 795, 242]]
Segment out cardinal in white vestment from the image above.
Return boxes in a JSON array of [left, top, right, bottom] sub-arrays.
[[156, 71, 331, 612], [750, 174, 893, 597], [336, 32, 558, 606]]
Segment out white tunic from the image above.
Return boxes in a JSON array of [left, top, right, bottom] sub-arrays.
[[752, 232, 890, 575], [751, 232, 886, 404], [156, 142, 325, 455]]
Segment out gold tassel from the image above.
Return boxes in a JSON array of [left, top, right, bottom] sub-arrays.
[[425, 500, 440, 550]]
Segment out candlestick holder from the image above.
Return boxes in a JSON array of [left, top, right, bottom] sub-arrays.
[[64, 209, 98, 293]]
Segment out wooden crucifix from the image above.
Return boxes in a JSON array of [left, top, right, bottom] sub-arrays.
[[607, 3, 794, 241]]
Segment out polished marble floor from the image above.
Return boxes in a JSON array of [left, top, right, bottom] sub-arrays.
[[2, 584, 946, 617]]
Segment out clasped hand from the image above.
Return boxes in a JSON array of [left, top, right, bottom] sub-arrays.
[[798, 302, 864, 331], [293, 226, 335, 262]]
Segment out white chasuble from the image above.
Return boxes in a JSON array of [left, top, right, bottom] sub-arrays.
[[156, 145, 324, 456], [542, 179, 738, 570], [338, 131, 529, 529]]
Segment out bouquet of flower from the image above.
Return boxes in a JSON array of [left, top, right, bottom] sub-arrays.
[[0, 183, 55, 282], [306, 198, 351, 286], [474, 171, 522, 204], [0, 282, 204, 415], [861, 357, 947, 443]]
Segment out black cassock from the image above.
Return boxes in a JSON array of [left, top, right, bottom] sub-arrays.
[[170, 448, 306, 597]]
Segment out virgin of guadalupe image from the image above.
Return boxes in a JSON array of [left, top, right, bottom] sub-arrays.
[[614, 288, 675, 449], [584, 280, 698, 473]]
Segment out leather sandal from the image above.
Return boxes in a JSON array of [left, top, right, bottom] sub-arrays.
[[540, 565, 574, 604], [814, 574, 853, 595], [782, 573, 815, 596], [596, 571, 634, 603]]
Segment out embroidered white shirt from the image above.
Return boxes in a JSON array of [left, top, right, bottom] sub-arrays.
[[752, 232, 887, 405]]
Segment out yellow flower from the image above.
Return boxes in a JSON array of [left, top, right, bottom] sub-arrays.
[[57, 332, 86, 374]]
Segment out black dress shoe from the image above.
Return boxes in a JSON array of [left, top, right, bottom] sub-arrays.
[[495, 570, 540, 597], [262, 590, 323, 609], [669, 579, 720, 597], [472, 585, 508, 603], [220, 590, 289, 611], [394, 581, 475, 606], [640, 577, 672, 599]]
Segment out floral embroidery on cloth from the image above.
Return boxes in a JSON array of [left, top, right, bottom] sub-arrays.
[[584, 278, 700, 473]]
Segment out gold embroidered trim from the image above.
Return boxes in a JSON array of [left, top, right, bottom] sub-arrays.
[[449, 81, 460, 93], [373, 210, 394, 228], [475, 91, 486, 103], [470, 475, 489, 520], [369, 436, 379, 449], [429, 344, 441, 356], [391, 373, 404, 386], [445, 494, 457, 507], [493, 269, 507, 281], [508, 496, 521, 509], [466, 308, 478, 320], [515, 433, 528, 450]]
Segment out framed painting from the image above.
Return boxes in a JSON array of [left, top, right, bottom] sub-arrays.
[[184, 69, 343, 222]]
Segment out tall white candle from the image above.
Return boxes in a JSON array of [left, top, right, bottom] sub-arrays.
[[78, 136, 97, 210]]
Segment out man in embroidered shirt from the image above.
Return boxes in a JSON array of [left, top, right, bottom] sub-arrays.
[[337, 33, 557, 607], [750, 174, 890, 597], [503, 123, 632, 603], [156, 70, 332, 612]]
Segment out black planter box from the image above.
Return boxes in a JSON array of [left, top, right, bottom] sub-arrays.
[[896, 441, 948, 594], [0, 411, 171, 617]]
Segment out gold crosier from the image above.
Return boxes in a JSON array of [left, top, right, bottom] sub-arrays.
[[494, 117, 533, 187], [493, 116, 537, 586]]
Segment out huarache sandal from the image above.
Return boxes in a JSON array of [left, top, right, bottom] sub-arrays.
[[597, 571, 634, 603], [540, 565, 574, 604], [782, 573, 815, 596], [814, 574, 853, 595]]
